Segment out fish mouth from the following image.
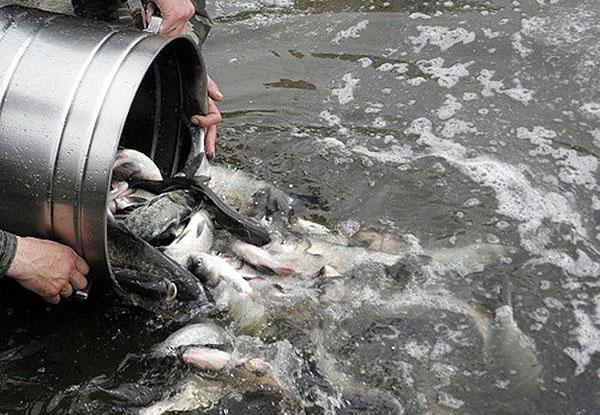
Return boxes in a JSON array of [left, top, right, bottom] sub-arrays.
[[165, 281, 178, 302], [112, 268, 179, 302]]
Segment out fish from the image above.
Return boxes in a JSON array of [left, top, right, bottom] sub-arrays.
[[112, 268, 177, 302], [113, 148, 163, 181], [123, 191, 193, 244], [191, 252, 253, 294], [487, 279, 543, 395], [127, 176, 271, 246], [182, 347, 234, 371], [153, 322, 227, 357], [107, 218, 211, 305], [231, 240, 295, 276], [162, 211, 214, 267]]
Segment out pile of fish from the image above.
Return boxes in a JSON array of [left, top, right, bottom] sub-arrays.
[[104, 148, 542, 413]]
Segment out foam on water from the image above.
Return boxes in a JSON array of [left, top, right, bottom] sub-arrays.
[[517, 126, 598, 189], [319, 110, 349, 135], [437, 391, 465, 409], [332, 20, 369, 44], [436, 94, 462, 120], [402, 118, 600, 281], [591, 129, 600, 147], [440, 118, 477, 138], [477, 70, 535, 104], [332, 73, 359, 105], [417, 58, 473, 88], [352, 144, 415, 165], [410, 26, 475, 53], [511, 32, 533, 58], [563, 296, 600, 375]]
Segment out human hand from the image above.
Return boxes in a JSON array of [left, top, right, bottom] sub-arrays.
[[146, 0, 195, 36], [191, 75, 223, 160], [6, 237, 89, 304]]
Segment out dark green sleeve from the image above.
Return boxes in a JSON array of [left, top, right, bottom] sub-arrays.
[[0, 230, 17, 278]]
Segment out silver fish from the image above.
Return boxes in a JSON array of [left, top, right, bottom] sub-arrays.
[[153, 322, 227, 357], [113, 148, 163, 181], [163, 211, 214, 267], [192, 252, 253, 294]]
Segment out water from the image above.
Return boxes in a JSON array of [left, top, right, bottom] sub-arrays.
[[2, 0, 600, 413]]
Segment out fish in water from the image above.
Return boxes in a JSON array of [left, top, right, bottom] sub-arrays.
[[107, 218, 211, 306], [231, 240, 295, 276], [128, 176, 271, 246], [192, 252, 253, 294], [486, 279, 543, 395], [162, 210, 214, 268], [153, 322, 228, 357]]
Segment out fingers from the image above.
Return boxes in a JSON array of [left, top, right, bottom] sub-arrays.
[[60, 284, 73, 298], [160, 20, 187, 36], [155, 0, 195, 37], [145, 1, 156, 20], [74, 254, 90, 276], [191, 98, 221, 159], [45, 294, 61, 304], [205, 124, 216, 160], [69, 270, 88, 291], [191, 98, 222, 128], [207, 75, 224, 102]]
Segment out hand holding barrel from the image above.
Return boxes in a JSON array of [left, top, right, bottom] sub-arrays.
[[192, 75, 223, 160], [6, 237, 89, 304], [146, 0, 195, 36]]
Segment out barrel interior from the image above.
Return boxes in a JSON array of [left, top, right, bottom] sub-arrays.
[[119, 38, 204, 177], [104, 37, 205, 279]]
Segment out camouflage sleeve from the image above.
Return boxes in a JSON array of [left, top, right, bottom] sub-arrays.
[[0, 230, 18, 278]]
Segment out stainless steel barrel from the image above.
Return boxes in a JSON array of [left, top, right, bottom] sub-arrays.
[[0, 5, 207, 277]]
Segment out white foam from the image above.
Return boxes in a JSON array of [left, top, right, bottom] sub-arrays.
[[352, 144, 414, 164], [517, 126, 598, 189], [357, 57, 373, 68], [332, 20, 369, 44], [417, 58, 473, 88], [592, 195, 600, 211], [591, 129, 600, 147], [477, 70, 535, 104], [477, 69, 504, 97], [410, 26, 475, 53], [409, 12, 432, 20], [319, 110, 349, 135], [440, 118, 477, 138], [436, 94, 462, 120], [332, 73, 360, 105], [463, 92, 479, 101], [482, 28, 500, 39], [405, 340, 431, 360], [437, 391, 465, 409], [407, 76, 427, 86], [404, 118, 597, 279], [503, 79, 535, 105], [511, 32, 533, 58], [564, 298, 600, 375], [580, 102, 600, 119]]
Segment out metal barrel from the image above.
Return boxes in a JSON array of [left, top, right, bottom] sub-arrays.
[[0, 5, 207, 278]]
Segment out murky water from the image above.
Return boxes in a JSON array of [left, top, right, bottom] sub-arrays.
[[1, 0, 600, 413]]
